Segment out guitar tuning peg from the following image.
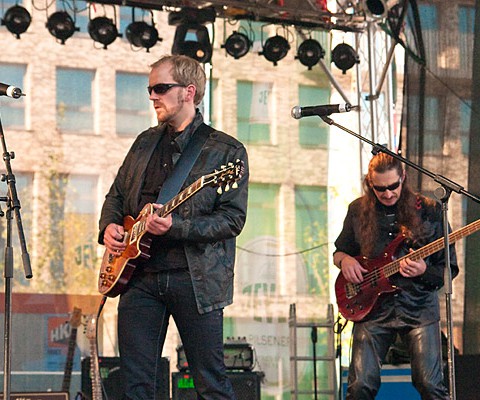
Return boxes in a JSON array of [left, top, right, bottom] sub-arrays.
[[225, 183, 230, 192], [232, 182, 238, 189], [221, 165, 226, 169], [217, 187, 223, 194]]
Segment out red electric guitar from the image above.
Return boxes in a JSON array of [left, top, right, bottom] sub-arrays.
[[336, 218, 480, 322], [98, 160, 244, 297]]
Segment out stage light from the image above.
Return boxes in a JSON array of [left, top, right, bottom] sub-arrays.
[[260, 35, 290, 66], [332, 43, 360, 74], [1, 5, 31, 39], [171, 23, 212, 63], [222, 31, 251, 59], [296, 39, 325, 70], [363, 0, 388, 20], [126, 21, 161, 52], [46, 11, 78, 44], [88, 16, 119, 49]]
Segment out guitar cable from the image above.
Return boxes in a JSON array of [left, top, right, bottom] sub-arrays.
[[334, 314, 349, 400], [96, 295, 109, 400]]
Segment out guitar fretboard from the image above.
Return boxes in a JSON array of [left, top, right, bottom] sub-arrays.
[[382, 219, 480, 278]]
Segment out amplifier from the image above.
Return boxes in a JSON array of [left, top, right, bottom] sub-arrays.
[[172, 371, 263, 400], [0, 393, 69, 400], [177, 339, 254, 371], [81, 356, 169, 400]]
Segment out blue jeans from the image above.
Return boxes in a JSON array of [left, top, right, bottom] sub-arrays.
[[117, 269, 236, 400]]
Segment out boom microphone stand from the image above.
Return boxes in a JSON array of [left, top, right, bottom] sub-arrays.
[[0, 112, 32, 399], [321, 115, 480, 400]]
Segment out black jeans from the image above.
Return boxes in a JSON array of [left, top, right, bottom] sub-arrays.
[[346, 320, 449, 400], [118, 269, 236, 400]]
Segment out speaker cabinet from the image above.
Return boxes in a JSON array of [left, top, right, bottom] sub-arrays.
[[453, 355, 480, 400], [172, 371, 262, 400], [0, 393, 68, 400], [81, 356, 169, 400]]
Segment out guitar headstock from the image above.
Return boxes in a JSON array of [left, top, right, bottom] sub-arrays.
[[205, 159, 244, 194], [69, 307, 83, 328], [84, 314, 97, 340]]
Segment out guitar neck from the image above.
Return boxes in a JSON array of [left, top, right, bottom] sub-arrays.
[[384, 218, 480, 278], [156, 176, 205, 218], [89, 339, 102, 400], [61, 327, 78, 392]]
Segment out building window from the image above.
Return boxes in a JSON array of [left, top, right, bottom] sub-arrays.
[[460, 100, 471, 155], [0, 172, 33, 286], [423, 96, 443, 155], [116, 72, 152, 135], [237, 80, 272, 144], [119, 5, 131, 36], [298, 85, 329, 147], [0, 64, 26, 129], [45, 173, 98, 290], [417, 4, 438, 68], [459, 6, 475, 74], [56, 68, 94, 134], [295, 185, 328, 296], [418, 4, 438, 30], [64, 174, 98, 273]]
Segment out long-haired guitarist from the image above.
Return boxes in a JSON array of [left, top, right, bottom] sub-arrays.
[[333, 153, 458, 400], [98, 54, 249, 400]]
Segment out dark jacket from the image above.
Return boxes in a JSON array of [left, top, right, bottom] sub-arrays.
[[334, 195, 458, 325], [98, 120, 249, 314]]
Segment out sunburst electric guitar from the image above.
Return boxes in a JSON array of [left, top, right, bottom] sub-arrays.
[[336, 218, 480, 322], [98, 160, 244, 297]]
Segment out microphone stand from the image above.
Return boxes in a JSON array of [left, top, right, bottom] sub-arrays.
[[0, 115, 32, 399], [321, 115, 480, 400], [311, 326, 318, 400]]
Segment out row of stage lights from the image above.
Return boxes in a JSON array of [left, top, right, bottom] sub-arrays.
[[1, 4, 160, 50], [0, 4, 359, 73]]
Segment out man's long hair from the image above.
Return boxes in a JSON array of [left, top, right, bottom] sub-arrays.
[[358, 153, 433, 257]]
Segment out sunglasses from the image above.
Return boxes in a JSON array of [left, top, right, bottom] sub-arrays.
[[371, 179, 402, 192], [147, 83, 185, 95]]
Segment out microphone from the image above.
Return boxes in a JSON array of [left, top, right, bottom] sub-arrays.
[[291, 103, 355, 119], [0, 83, 25, 99]]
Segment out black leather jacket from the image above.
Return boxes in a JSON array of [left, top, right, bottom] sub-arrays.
[[334, 195, 458, 325], [98, 114, 249, 314]]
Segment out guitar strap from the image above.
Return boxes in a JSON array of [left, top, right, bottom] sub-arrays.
[[155, 122, 213, 204]]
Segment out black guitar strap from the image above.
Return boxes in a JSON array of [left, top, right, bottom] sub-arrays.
[[155, 123, 213, 204]]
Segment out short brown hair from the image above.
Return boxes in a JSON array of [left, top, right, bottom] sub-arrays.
[[150, 55, 206, 106]]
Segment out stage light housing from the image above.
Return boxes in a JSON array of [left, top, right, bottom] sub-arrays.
[[222, 31, 251, 59], [296, 39, 325, 70], [171, 23, 212, 63], [126, 21, 161, 52], [260, 35, 290, 66], [363, 0, 388, 20], [1, 5, 31, 39], [46, 11, 78, 44], [332, 43, 360, 74], [88, 16, 119, 49]]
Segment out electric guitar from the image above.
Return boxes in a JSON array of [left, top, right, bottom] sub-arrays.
[[98, 160, 244, 297], [61, 307, 82, 393], [85, 314, 103, 400], [336, 218, 480, 322]]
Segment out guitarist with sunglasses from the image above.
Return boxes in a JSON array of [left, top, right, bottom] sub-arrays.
[[333, 153, 458, 400], [98, 55, 249, 400]]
